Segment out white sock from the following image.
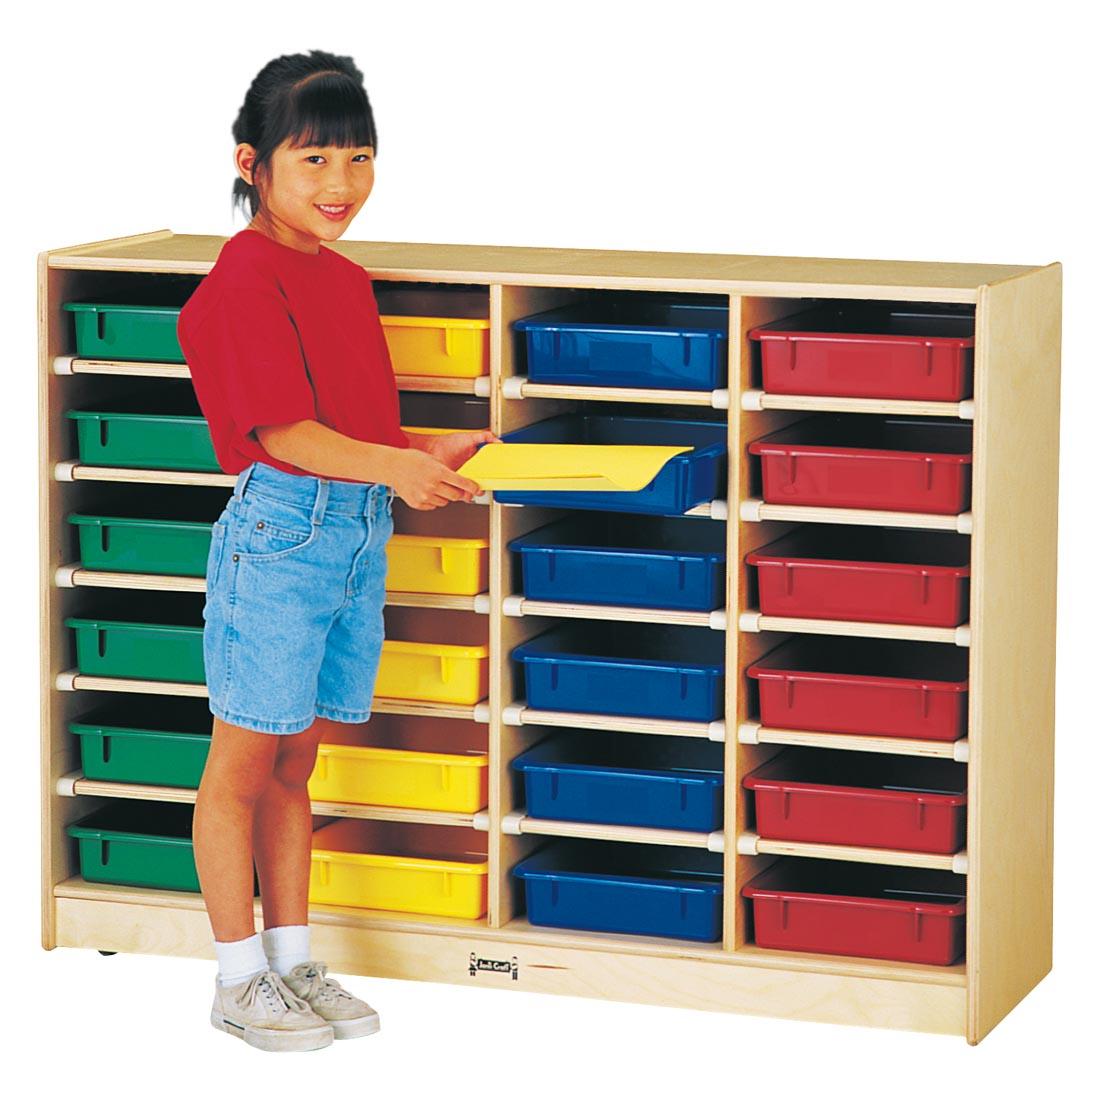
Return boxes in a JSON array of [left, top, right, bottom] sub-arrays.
[[215, 932, 268, 988], [261, 924, 311, 976]]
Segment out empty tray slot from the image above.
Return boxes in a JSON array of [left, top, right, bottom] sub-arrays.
[[399, 392, 490, 431]]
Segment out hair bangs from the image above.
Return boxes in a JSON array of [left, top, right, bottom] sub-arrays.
[[278, 73, 377, 152]]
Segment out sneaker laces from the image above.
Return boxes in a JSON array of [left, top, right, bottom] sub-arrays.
[[234, 969, 312, 1016], [290, 962, 355, 1007]]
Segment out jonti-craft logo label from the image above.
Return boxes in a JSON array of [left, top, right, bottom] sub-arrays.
[[469, 953, 519, 979]]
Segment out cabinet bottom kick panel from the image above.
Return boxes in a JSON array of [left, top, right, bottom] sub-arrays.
[[52, 895, 966, 1037]]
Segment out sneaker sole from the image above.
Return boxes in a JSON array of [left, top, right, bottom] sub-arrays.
[[210, 1010, 334, 1052], [331, 1013, 381, 1040]]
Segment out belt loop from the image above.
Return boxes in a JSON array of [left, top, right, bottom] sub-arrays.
[[312, 477, 329, 524], [233, 462, 257, 502]]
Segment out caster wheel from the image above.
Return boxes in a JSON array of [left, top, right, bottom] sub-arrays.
[[98, 950, 117, 956]]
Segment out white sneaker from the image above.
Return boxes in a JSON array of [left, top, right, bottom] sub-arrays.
[[210, 968, 334, 1052], [282, 961, 380, 1039]]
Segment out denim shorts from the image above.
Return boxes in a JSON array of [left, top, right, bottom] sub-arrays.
[[203, 460, 396, 734]]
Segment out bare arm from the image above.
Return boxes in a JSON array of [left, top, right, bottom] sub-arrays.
[[255, 420, 403, 483], [400, 430, 433, 453], [254, 420, 482, 509]]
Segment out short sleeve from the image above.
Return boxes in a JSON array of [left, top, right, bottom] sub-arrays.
[[187, 287, 316, 440]]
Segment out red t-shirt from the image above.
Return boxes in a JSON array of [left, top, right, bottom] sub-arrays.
[[177, 228, 409, 481]]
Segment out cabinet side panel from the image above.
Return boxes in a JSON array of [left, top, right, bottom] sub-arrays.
[[968, 264, 1061, 1043], [38, 250, 54, 948]]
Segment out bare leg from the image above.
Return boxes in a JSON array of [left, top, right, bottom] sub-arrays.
[[194, 716, 280, 942], [252, 716, 332, 929]]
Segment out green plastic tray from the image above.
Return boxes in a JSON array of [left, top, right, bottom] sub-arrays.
[[66, 405, 219, 471], [67, 802, 259, 894], [67, 802, 202, 891], [65, 595, 206, 683], [69, 513, 217, 576], [63, 301, 185, 363], [70, 698, 213, 787]]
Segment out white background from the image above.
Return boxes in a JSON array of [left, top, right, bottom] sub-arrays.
[[8, 0, 1096, 1090]]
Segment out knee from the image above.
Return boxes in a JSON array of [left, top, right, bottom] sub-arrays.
[[271, 745, 319, 789], [200, 758, 273, 806]]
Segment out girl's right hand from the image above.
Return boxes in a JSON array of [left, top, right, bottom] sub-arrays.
[[388, 448, 481, 510]]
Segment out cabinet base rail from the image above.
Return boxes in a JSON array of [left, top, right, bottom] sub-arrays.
[[50, 892, 968, 1038]]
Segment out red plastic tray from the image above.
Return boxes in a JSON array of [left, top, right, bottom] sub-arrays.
[[748, 415, 973, 515], [748, 304, 975, 401], [744, 748, 967, 853], [746, 526, 971, 627], [747, 636, 969, 741], [743, 860, 966, 965]]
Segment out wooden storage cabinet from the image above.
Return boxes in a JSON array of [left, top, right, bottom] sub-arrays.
[[38, 231, 1061, 1044]]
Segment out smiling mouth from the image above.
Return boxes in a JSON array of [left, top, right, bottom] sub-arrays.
[[316, 204, 352, 219]]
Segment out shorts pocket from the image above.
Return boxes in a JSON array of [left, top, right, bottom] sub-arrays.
[[204, 520, 229, 592], [238, 492, 319, 560]]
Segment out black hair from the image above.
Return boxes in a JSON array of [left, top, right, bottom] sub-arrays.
[[231, 49, 378, 220]]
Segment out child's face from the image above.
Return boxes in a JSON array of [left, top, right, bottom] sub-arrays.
[[238, 137, 375, 250]]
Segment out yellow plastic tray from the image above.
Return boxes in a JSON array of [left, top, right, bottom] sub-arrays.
[[386, 534, 489, 596], [308, 723, 488, 811], [310, 819, 488, 918], [458, 442, 692, 491], [400, 424, 461, 435], [381, 315, 490, 378], [376, 640, 489, 705]]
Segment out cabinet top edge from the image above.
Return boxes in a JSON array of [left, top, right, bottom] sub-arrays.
[[42, 230, 1047, 298]]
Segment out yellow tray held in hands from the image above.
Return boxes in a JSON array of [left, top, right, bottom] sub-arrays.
[[309, 819, 488, 918], [457, 442, 692, 491], [375, 640, 490, 705], [381, 315, 490, 378], [386, 534, 489, 596]]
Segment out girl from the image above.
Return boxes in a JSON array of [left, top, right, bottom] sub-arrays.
[[177, 49, 497, 1053]]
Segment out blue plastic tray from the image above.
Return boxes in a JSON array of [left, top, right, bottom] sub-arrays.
[[512, 732, 724, 830], [508, 514, 726, 611], [511, 621, 726, 722], [513, 838, 723, 941], [493, 413, 727, 515], [513, 295, 728, 391]]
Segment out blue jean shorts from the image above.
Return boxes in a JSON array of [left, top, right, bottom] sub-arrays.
[[203, 461, 396, 734]]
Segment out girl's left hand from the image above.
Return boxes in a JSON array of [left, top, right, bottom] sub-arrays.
[[422, 429, 501, 471]]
